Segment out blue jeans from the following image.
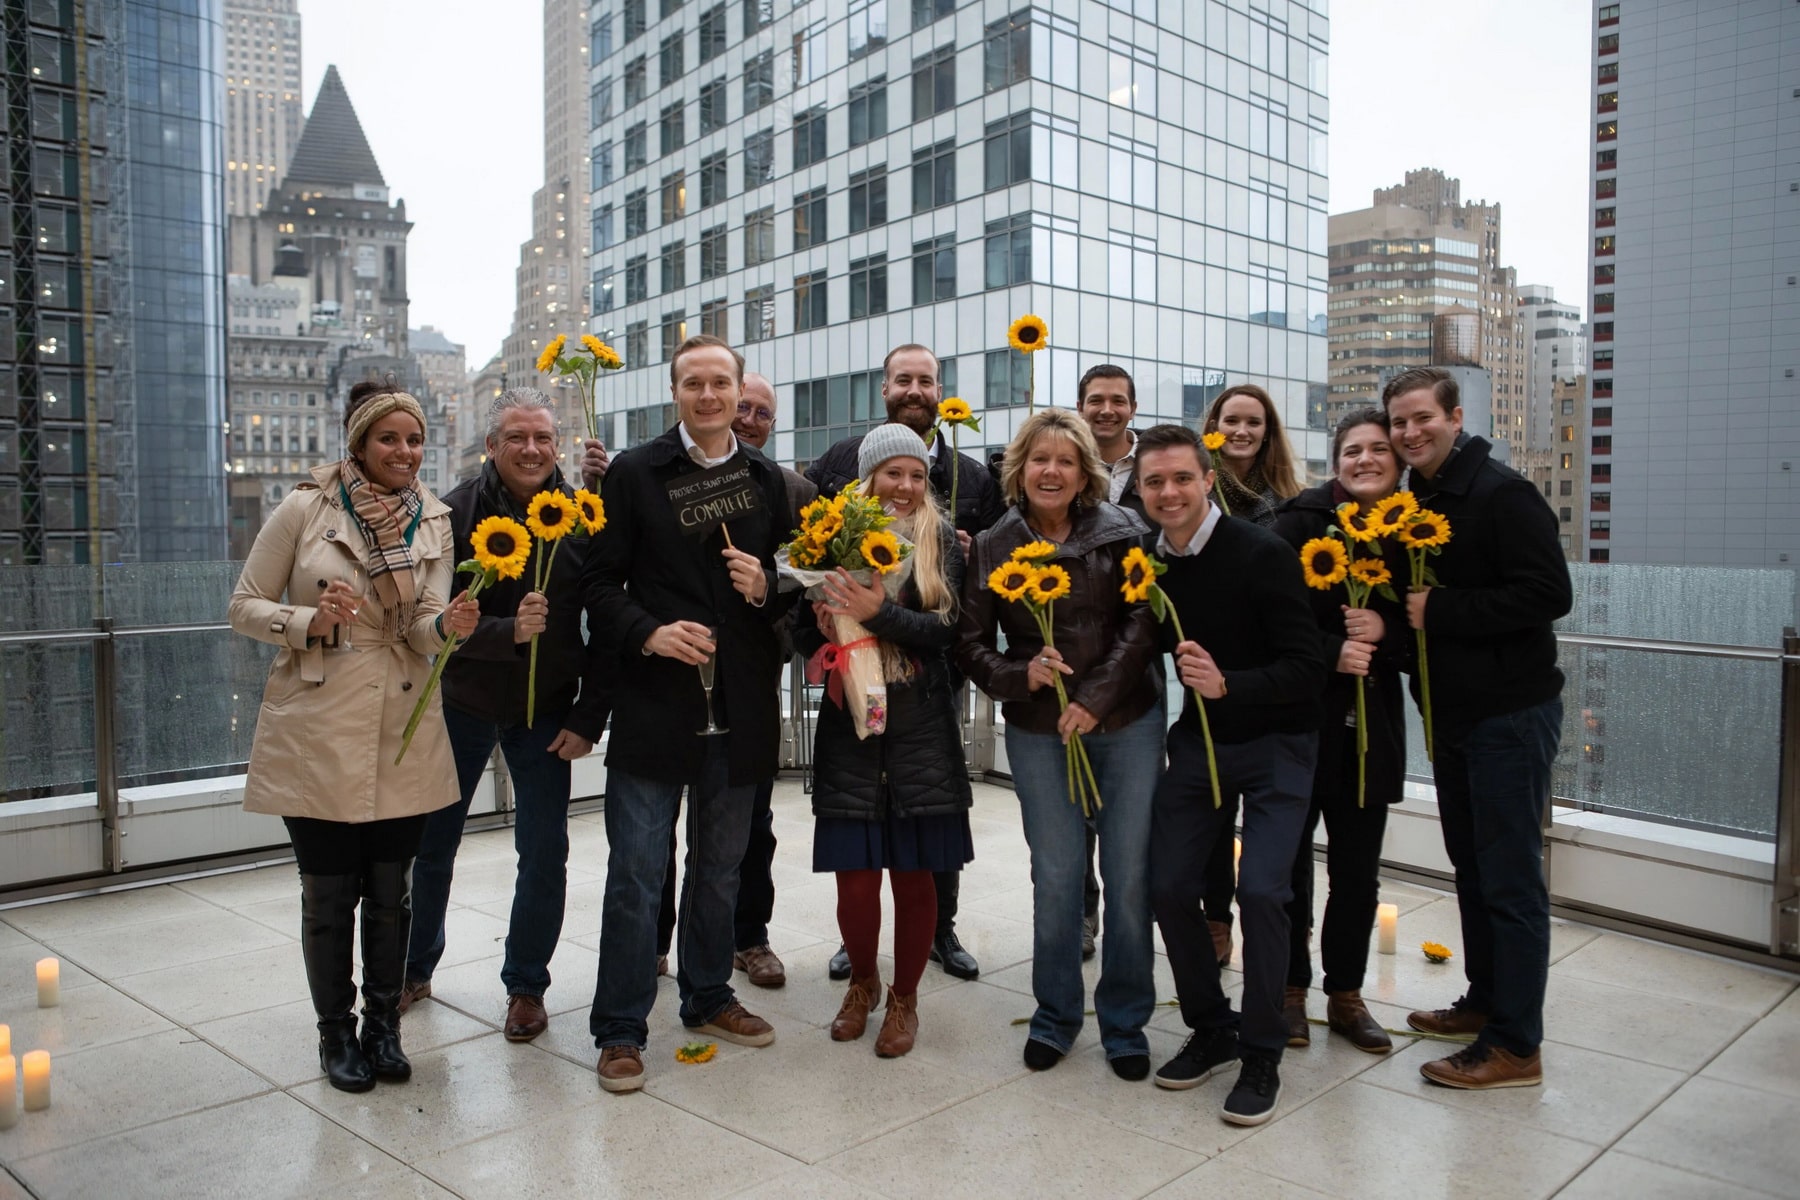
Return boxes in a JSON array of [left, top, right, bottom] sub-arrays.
[[408, 704, 573, 996], [1433, 697, 1563, 1056], [1006, 702, 1164, 1060], [590, 748, 756, 1048]]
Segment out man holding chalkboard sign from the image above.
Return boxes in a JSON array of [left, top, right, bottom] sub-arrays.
[[580, 334, 796, 1093]]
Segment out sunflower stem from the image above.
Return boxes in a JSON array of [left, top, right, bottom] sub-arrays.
[[1355, 675, 1368, 808], [948, 423, 960, 525], [1164, 601, 1223, 810], [397, 570, 492, 764]]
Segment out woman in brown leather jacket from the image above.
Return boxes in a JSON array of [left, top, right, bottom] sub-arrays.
[[956, 409, 1164, 1080]]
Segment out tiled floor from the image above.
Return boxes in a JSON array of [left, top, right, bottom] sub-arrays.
[[0, 781, 1794, 1199]]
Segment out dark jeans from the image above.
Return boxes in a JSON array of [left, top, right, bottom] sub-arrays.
[[407, 704, 573, 997], [285, 814, 427, 875], [591, 747, 756, 1048], [1203, 824, 1237, 925], [655, 776, 779, 955], [1152, 724, 1316, 1059], [1285, 735, 1390, 994], [1434, 697, 1563, 1057]]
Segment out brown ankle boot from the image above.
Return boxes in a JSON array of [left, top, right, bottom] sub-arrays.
[[1327, 989, 1393, 1054], [874, 988, 919, 1058], [831, 975, 880, 1041], [1283, 986, 1311, 1046]]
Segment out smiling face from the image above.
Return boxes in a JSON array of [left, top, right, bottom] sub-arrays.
[[1386, 388, 1463, 480], [1136, 444, 1212, 547], [1021, 433, 1083, 526], [487, 405, 558, 502], [671, 344, 743, 441], [1335, 422, 1399, 505], [1078, 378, 1137, 457], [1215, 395, 1267, 466], [882, 348, 941, 435], [732, 374, 776, 449], [869, 455, 929, 516], [358, 411, 425, 490]]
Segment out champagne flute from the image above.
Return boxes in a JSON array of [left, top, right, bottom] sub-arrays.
[[696, 625, 728, 735], [339, 563, 366, 650]]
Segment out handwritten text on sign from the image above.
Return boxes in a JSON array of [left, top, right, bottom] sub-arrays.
[[666, 459, 763, 538]]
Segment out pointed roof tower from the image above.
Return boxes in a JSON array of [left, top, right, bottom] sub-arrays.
[[282, 65, 386, 197]]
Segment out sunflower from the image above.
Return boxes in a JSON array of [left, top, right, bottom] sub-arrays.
[[1202, 431, 1227, 453], [1397, 510, 1452, 549], [1027, 564, 1073, 605], [938, 396, 973, 423], [1347, 557, 1392, 588], [809, 508, 843, 545], [580, 333, 607, 359], [472, 516, 531, 580], [1299, 536, 1349, 590], [988, 561, 1034, 603], [1010, 539, 1058, 564], [788, 538, 824, 569], [1421, 941, 1454, 964], [1120, 546, 1155, 603], [525, 490, 581, 541], [1366, 491, 1418, 536], [1337, 502, 1379, 543], [572, 488, 606, 535], [1007, 313, 1048, 354], [534, 334, 567, 374], [674, 1040, 718, 1064], [861, 530, 903, 574]]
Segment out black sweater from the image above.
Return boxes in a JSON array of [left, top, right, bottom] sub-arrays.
[[1153, 516, 1324, 744]]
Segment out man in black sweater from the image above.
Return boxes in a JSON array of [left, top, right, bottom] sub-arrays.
[[1135, 424, 1323, 1127], [1385, 367, 1572, 1090]]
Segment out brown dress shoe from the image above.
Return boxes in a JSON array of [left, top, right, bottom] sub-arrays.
[[504, 993, 549, 1043], [1420, 1042, 1541, 1089], [1283, 986, 1311, 1046], [831, 974, 881, 1042], [397, 979, 431, 1015], [1407, 998, 1489, 1037], [1326, 989, 1392, 1054], [596, 1045, 644, 1093], [1209, 919, 1234, 967], [694, 999, 776, 1047], [875, 988, 919, 1058], [733, 943, 787, 988]]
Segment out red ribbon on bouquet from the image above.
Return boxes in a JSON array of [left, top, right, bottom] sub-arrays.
[[806, 636, 879, 707]]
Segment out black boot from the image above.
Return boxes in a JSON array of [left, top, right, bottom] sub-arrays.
[[359, 859, 414, 1082], [300, 873, 375, 1093]]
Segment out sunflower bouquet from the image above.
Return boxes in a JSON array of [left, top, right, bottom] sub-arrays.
[[520, 487, 606, 726], [1120, 547, 1222, 809], [1008, 314, 1047, 411], [536, 332, 625, 442], [1386, 495, 1452, 761], [396, 515, 532, 764], [992, 541, 1102, 816], [778, 481, 916, 739], [928, 397, 981, 521]]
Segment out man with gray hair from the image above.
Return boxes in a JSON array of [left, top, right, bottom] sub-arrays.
[[400, 388, 613, 1044]]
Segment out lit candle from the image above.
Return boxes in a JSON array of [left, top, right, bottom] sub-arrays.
[[21, 1051, 49, 1112], [1234, 836, 1242, 875], [0, 1024, 9, 1057], [36, 958, 59, 1008], [0, 1055, 15, 1130], [1377, 903, 1398, 955]]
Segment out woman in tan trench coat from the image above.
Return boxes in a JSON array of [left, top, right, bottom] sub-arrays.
[[229, 382, 478, 1092]]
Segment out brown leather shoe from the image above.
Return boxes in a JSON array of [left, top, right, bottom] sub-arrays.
[[504, 992, 549, 1043], [596, 1044, 644, 1093], [1407, 997, 1489, 1037], [831, 974, 881, 1042], [694, 999, 776, 1047], [1326, 989, 1392, 1054], [1420, 1042, 1541, 1089], [1209, 919, 1234, 967], [397, 979, 431, 1015], [1283, 986, 1311, 1046], [875, 988, 919, 1058], [733, 943, 787, 988]]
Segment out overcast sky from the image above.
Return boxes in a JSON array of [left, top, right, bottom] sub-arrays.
[[301, 0, 1593, 367]]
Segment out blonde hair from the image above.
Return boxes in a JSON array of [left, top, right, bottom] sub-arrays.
[[1204, 384, 1302, 500], [858, 476, 955, 683], [999, 409, 1109, 509]]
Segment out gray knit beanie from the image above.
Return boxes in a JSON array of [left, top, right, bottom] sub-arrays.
[[858, 422, 931, 479]]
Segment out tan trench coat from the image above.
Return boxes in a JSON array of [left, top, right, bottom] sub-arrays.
[[228, 463, 460, 822]]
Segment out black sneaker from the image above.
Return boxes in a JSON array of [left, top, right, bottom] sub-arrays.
[[1023, 1038, 1064, 1071], [828, 943, 851, 981], [1222, 1053, 1281, 1126], [1110, 1053, 1150, 1081], [1153, 1027, 1239, 1090]]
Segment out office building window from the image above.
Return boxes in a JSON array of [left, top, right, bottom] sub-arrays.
[[744, 128, 775, 186], [625, 122, 647, 170], [794, 186, 827, 249], [984, 213, 1031, 289], [794, 105, 827, 168], [985, 348, 1031, 408], [661, 170, 686, 223], [912, 233, 956, 302], [699, 4, 727, 62], [625, 55, 647, 106], [1107, 39, 1156, 114], [661, 102, 685, 156], [700, 224, 728, 279], [983, 10, 1029, 92], [912, 138, 955, 212], [661, 309, 688, 360], [591, 77, 613, 128], [701, 297, 728, 339], [593, 13, 615, 60], [594, 204, 616, 249], [698, 78, 727, 134], [795, 269, 828, 331], [913, 44, 955, 120], [848, 0, 887, 60], [793, 19, 827, 86], [984, 112, 1029, 191], [1108, 229, 1155, 302], [1108, 133, 1156, 207], [849, 76, 887, 146], [593, 140, 614, 188], [912, 0, 953, 28], [850, 254, 888, 318], [625, 188, 647, 237], [661, 240, 687, 293], [595, 269, 616, 313], [744, 205, 775, 265], [626, 319, 648, 365], [662, 0, 686, 21], [623, 0, 646, 40], [848, 166, 888, 232], [699, 150, 727, 207], [660, 32, 685, 85], [626, 254, 648, 303], [744, 49, 774, 112], [744, 0, 772, 36], [744, 284, 776, 341]]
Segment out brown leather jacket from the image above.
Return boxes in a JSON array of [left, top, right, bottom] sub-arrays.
[[956, 502, 1159, 736]]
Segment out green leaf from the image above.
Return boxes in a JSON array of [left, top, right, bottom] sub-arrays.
[[1422, 566, 1440, 587], [455, 557, 483, 574], [1149, 587, 1167, 622], [1376, 583, 1399, 603], [964, 415, 982, 433], [923, 426, 938, 448]]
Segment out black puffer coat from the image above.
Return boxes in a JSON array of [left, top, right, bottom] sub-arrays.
[[796, 519, 973, 820]]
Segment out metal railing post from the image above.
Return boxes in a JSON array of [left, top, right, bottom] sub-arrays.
[[92, 617, 122, 873], [1772, 627, 1799, 958]]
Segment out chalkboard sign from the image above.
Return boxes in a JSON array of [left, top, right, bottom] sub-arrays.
[[666, 458, 764, 538]]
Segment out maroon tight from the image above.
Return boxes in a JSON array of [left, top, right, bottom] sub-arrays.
[[836, 869, 938, 994]]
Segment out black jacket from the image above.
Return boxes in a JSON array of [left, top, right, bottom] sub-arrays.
[[1407, 435, 1573, 732], [807, 428, 1005, 535], [1271, 483, 1407, 805], [957, 502, 1160, 735], [1152, 515, 1324, 745], [578, 427, 797, 786], [795, 519, 973, 821], [440, 464, 612, 740]]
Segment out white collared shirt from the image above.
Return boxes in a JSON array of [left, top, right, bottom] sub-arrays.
[[1104, 429, 1138, 504], [1156, 503, 1222, 558], [679, 422, 739, 467]]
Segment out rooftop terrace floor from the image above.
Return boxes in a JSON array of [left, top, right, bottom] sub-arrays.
[[0, 781, 1794, 1199]]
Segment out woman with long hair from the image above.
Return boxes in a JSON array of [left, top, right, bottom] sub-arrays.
[[1269, 407, 1409, 1054], [957, 409, 1163, 1079], [800, 424, 974, 1057], [1203, 384, 1303, 528], [228, 382, 478, 1092]]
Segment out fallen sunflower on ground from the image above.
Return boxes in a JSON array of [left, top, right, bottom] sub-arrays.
[[1421, 941, 1453, 964], [675, 1041, 718, 1064]]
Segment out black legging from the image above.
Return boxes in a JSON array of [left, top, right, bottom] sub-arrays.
[[285, 815, 428, 875]]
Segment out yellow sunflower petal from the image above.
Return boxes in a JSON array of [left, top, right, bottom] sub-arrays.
[[1337, 502, 1379, 544], [1202, 430, 1227, 452], [535, 334, 567, 374], [1299, 536, 1349, 590], [1397, 510, 1452, 549], [572, 488, 606, 535], [861, 530, 903, 574], [1367, 492, 1418, 535], [1008, 313, 1048, 354], [1028, 563, 1073, 604], [472, 516, 532, 581], [938, 397, 972, 422], [1010, 539, 1058, 564], [525, 490, 581, 541], [988, 562, 1033, 603], [1347, 557, 1392, 588], [1120, 546, 1155, 603]]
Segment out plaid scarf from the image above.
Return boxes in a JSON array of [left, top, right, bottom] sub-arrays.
[[339, 457, 424, 636]]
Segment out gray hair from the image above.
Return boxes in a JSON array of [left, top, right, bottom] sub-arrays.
[[485, 387, 559, 442]]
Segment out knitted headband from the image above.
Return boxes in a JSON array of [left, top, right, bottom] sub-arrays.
[[346, 390, 428, 455]]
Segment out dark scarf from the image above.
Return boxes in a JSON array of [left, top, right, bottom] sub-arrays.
[[339, 457, 425, 636], [1216, 462, 1280, 527]]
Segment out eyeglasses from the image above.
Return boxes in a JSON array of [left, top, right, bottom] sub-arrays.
[[735, 402, 774, 423]]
